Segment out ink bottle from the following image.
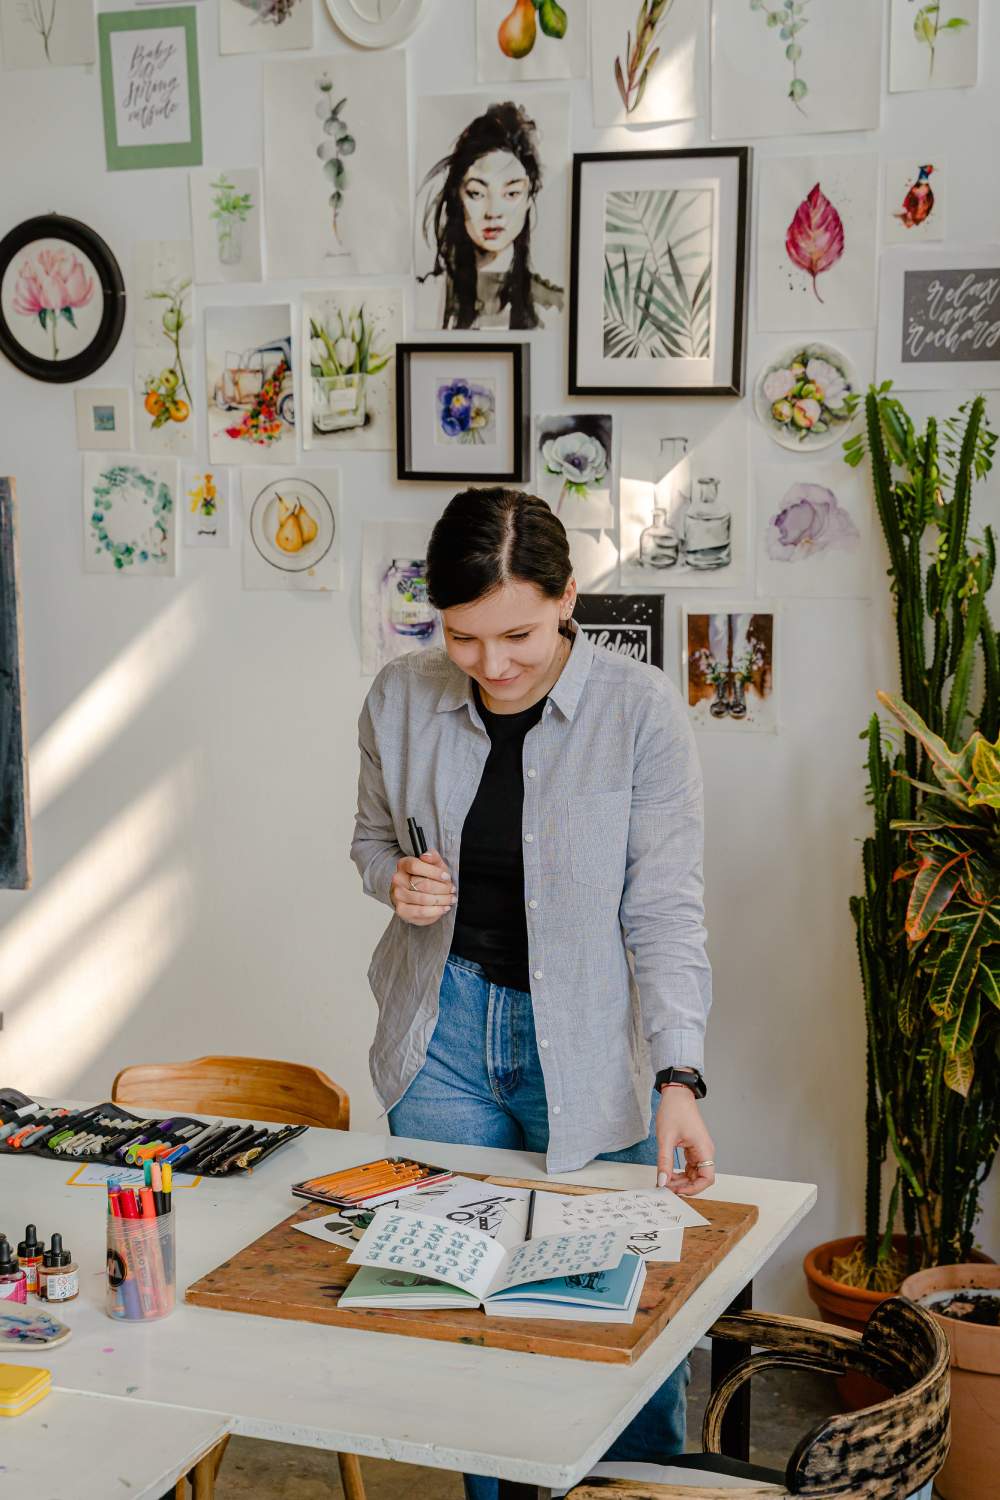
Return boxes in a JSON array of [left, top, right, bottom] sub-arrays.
[[17, 1224, 44, 1295], [38, 1234, 79, 1302], [0, 1235, 28, 1303]]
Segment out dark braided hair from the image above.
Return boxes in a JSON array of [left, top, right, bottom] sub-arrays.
[[419, 102, 543, 331], [426, 488, 572, 611]]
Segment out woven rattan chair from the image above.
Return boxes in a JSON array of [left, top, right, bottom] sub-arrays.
[[566, 1297, 949, 1499]]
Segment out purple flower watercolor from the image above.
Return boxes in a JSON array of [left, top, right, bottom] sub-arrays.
[[766, 483, 860, 563]]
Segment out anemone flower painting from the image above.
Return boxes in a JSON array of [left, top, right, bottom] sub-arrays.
[[535, 413, 613, 529]]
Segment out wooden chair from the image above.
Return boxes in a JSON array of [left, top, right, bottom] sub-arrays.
[[112, 1055, 350, 1130], [567, 1297, 949, 1499], [112, 1055, 361, 1500]]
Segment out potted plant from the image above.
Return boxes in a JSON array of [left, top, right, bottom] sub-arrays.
[[802, 387, 1000, 1407], [309, 303, 390, 435], [871, 695, 1000, 1500]]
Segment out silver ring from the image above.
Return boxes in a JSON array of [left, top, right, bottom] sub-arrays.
[[408, 877, 419, 892], [696, 1159, 716, 1169]]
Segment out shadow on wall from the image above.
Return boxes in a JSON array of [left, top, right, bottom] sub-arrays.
[[0, 586, 206, 1093]]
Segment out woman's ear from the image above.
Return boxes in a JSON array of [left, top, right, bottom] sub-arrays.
[[561, 577, 578, 620]]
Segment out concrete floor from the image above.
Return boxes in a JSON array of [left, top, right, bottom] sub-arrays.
[[214, 1348, 837, 1498]]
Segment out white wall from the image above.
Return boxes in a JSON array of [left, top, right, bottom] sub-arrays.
[[1, 0, 997, 1312]]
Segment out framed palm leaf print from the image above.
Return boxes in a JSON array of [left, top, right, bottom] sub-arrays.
[[569, 148, 751, 397]]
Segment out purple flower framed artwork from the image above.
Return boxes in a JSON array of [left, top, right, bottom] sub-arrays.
[[755, 460, 873, 600], [396, 342, 530, 482], [0, 214, 125, 383]]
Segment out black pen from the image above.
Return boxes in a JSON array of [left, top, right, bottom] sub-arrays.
[[407, 817, 428, 857], [525, 1188, 536, 1243]]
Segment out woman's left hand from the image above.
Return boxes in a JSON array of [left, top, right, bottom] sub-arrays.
[[655, 1086, 716, 1197]]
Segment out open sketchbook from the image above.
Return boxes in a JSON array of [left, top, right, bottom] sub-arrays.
[[339, 1207, 642, 1318]]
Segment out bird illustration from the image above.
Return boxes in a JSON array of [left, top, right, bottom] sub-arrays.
[[896, 165, 936, 231]]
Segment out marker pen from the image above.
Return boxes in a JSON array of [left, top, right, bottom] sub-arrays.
[[407, 817, 428, 857], [0, 1105, 40, 1142]]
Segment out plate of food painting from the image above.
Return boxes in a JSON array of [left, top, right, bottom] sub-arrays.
[[249, 478, 336, 575], [0, 215, 125, 383], [753, 342, 859, 452], [414, 90, 569, 332], [683, 609, 777, 733]]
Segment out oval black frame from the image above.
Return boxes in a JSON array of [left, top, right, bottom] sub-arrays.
[[0, 214, 126, 385]]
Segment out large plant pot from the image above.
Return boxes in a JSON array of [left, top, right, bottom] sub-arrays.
[[803, 1236, 913, 1409], [900, 1264, 1000, 1500]]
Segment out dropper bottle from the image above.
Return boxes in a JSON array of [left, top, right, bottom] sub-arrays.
[[0, 1235, 28, 1303]]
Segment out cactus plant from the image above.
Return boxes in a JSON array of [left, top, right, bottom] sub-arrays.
[[844, 385, 1000, 1282]]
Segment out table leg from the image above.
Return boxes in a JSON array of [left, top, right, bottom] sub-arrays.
[[709, 1279, 753, 1462]]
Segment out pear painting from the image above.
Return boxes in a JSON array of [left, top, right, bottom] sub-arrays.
[[497, 0, 568, 58], [477, 0, 583, 82], [274, 493, 319, 553]]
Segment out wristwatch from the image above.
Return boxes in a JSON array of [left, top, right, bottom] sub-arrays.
[[655, 1066, 707, 1100]]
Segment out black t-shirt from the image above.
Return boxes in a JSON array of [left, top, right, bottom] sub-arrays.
[[450, 687, 547, 992]]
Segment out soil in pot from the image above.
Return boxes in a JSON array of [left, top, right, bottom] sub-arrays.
[[901, 1264, 1000, 1500]]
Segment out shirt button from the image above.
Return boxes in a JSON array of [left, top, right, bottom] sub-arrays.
[[546, 704, 553, 715], [524, 833, 534, 843], [533, 969, 543, 980], [539, 1038, 550, 1049], [551, 1104, 561, 1115], [526, 768, 537, 779], [528, 899, 538, 910]]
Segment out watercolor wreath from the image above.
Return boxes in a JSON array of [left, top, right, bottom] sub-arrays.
[[89, 465, 172, 570]]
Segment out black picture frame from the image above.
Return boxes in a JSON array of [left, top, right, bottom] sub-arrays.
[[396, 342, 531, 483], [0, 214, 126, 385], [569, 147, 752, 399], [575, 594, 664, 670]]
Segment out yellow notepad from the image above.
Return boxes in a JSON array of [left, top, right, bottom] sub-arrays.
[[0, 1362, 51, 1417]]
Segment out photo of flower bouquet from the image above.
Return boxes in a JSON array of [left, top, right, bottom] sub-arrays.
[[753, 342, 859, 452]]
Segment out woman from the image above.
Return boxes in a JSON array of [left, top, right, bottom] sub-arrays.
[[351, 488, 714, 1500], [417, 100, 564, 330]]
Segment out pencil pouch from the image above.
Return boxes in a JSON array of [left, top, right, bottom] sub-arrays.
[[106, 1216, 175, 1322]]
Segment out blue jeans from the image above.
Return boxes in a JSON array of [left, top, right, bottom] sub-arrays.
[[389, 954, 689, 1500]]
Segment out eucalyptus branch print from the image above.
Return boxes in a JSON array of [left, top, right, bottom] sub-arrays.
[[908, 0, 970, 78], [614, 0, 677, 115], [750, 0, 812, 113], [316, 77, 355, 245], [603, 188, 713, 360], [18, 0, 58, 62]]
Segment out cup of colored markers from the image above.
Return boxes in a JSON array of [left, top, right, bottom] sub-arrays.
[[105, 1162, 175, 1321]]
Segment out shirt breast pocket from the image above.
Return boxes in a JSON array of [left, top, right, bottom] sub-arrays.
[[568, 789, 632, 892]]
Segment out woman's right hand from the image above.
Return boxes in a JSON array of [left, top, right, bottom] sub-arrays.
[[390, 850, 457, 926]]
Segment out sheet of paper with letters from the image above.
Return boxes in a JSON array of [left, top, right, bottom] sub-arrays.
[[533, 1189, 710, 1235], [494, 1228, 628, 1293], [396, 1176, 531, 1248], [349, 1211, 506, 1301]]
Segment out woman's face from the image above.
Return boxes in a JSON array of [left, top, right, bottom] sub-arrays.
[[460, 150, 532, 257], [442, 578, 576, 709]]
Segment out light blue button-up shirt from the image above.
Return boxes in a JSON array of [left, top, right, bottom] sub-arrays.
[[351, 624, 712, 1173]]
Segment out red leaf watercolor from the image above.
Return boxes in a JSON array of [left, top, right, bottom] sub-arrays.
[[785, 183, 845, 303]]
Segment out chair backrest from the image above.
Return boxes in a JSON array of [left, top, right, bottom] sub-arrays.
[[786, 1297, 950, 1497], [112, 1055, 350, 1130]]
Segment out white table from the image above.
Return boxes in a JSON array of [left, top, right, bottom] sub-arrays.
[[0, 1126, 815, 1497], [0, 1389, 229, 1499]]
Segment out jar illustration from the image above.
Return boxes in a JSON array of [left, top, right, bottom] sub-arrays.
[[216, 216, 244, 267], [684, 478, 731, 570], [312, 372, 367, 434], [638, 507, 679, 569], [384, 560, 436, 638]]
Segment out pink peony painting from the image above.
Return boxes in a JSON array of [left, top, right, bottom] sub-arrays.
[[11, 245, 95, 361]]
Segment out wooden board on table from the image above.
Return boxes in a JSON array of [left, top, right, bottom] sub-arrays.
[[185, 1177, 758, 1364]]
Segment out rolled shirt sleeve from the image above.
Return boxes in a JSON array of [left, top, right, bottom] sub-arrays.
[[350, 691, 404, 909]]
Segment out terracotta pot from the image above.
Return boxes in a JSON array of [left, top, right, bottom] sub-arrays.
[[803, 1236, 914, 1409], [900, 1263, 1000, 1500]]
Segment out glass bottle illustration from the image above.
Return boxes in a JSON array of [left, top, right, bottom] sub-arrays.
[[683, 477, 731, 570], [384, 559, 436, 639], [638, 507, 679, 569]]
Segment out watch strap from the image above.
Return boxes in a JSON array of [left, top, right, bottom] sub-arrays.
[[655, 1066, 707, 1100]]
